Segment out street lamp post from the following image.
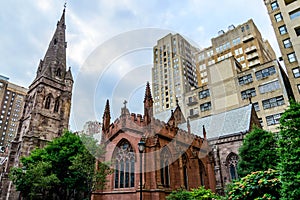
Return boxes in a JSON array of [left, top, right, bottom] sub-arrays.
[[138, 139, 145, 200]]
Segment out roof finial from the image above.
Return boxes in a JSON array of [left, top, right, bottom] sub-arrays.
[[64, 1, 67, 9], [123, 100, 128, 108]]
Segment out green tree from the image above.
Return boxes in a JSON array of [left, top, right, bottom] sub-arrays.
[[277, 100, 300, 199], [226, 169, 281, 200], [166, 188, 192, 200], [9, 131, 112, 200], [166, 187, 220, 200], [237, 126, 278, 177], [190, 186, 220, 200]]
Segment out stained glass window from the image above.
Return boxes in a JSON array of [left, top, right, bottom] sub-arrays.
[[113, 140, 135, 188]]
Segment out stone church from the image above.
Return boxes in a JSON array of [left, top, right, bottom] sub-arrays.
[[93, 83, 260, 199], [93, 83, 217, 200], [0, 8, 73, 199]]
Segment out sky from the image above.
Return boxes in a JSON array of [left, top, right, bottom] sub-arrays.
[[0, 0, 281, 131]]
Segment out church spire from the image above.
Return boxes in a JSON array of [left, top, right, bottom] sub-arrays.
[[144, 82, 153, 123], [102, 99, 111, 131], [35, 8, 67, 81]]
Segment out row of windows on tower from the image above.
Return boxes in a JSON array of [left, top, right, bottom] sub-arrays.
[[44, 96, 60, 112]]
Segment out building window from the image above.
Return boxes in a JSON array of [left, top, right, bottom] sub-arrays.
[[45, 96, 51, 109], [288, 52, 297, 63], [253, 102, 260, 111], [259, 80, 281, 94], [56, 68, 61, 77], [160, 148, 171, 187], [275, 13, 283, 22], [200, 102, 211, 112], [238, 74, 253, 85], [289, 8, 300, 20], [182, 154, 188, 189], [295, 27, 300, 36], [283, 38, 292, 48], [241, 88, 256, 100], [226, 153, 239, 181], [292, 67, 300, 78], [298, 84, 300, 93], [54, 99, 60, 112], [114, 140, 135, 188], [271, 1, 279, 10], [279, 25, 287, 35], [262, 96, 285, 110], [198, 89, 210, 99], [232, 37, 241, 45], [255, 66, 276, 80], [266, 113, 282, 126], [199, 160, 206, 186]]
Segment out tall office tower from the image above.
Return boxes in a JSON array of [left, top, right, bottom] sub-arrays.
[[264, 0, 300, 100], [0, 76, 27, 151], [196, 19, 276, 87], [152, 33, 198, 116]]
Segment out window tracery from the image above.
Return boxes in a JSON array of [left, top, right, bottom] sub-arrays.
[[114, 140, 135, 188]]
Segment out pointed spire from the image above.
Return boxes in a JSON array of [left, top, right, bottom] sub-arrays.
[[176, 98, 179, 107], [35, 8, 67, 82], [102, 99, 111, 131], [144, 82, 153, 123], [187, 117, 191, 134], [168, 109, 176, 127], [143, 82, 153, 104], [65, 67, 73, 81], [203, 125, 207, 140]]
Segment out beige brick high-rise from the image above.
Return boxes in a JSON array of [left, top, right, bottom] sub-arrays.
[[152, 34, 198, 115], [185, 19, 293, 132], [264, 0, 300, 101], [196, 19, 276, 87], [0, 76, 27, 151], [0, 9, 73, 199]]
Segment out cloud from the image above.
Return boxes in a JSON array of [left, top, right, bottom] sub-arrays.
[[0, 0, 281, 131]]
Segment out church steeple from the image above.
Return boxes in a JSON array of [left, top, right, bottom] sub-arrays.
[[144, 82, 153, 123], [102, 99, 111, 131], [36, 8, 67, 81]]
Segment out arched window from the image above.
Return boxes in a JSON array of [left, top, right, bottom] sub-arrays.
[[160, 147, 171, 187], [45, 96, 51, 109], [56, 68, 61, 77], [114, 140, 135, 188], [182, 153, 188, 189], [54, 38, 57, 45], [226, 153, 239, 181], [54, 99, 60, 112], [199, 160, 206, 186]]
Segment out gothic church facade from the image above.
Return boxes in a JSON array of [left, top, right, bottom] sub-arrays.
[[0, 9, 73, 199]]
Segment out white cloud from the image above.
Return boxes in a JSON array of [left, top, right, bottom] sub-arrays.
[[0, 0, 282, 130]]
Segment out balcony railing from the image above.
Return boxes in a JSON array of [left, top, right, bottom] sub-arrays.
[[245, 46, 257, 54], [242, 34, 254, 43]]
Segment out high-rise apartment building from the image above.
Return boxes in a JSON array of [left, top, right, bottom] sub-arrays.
[[184, 19, 293, 132], [196, 19, 276, 87], [264, 0, 300, 100], [0, 75, 27, 151], [152, 33, 198, 115], [151, 19, 293, 132], [185, 57, 292, 132]]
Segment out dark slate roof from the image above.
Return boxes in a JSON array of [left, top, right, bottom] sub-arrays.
[[178, 104, 253, 139]]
